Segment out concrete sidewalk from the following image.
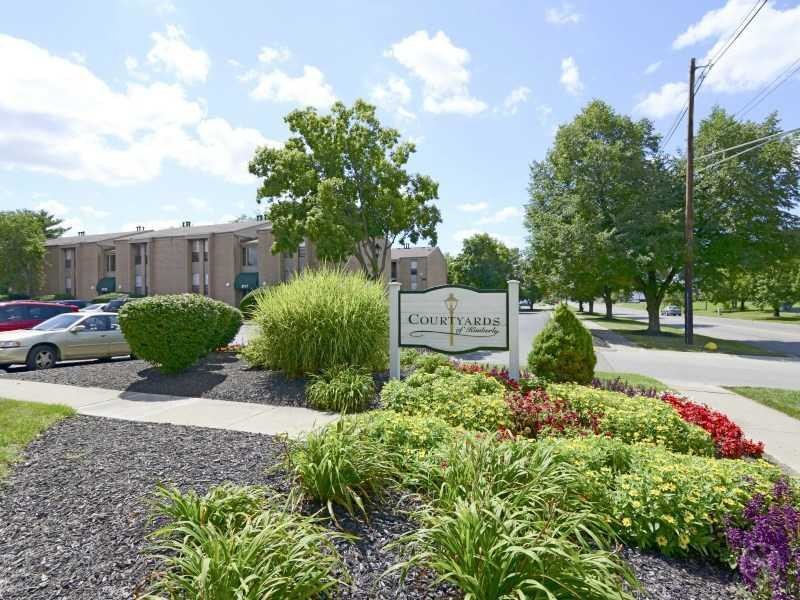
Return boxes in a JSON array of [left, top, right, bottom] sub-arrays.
[[663, 380, 800, 475], [0, 379, 337, 437]]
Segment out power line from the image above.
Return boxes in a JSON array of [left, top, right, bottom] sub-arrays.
[[662, 0, 766, 149], [696, 126, 800, 161], [735, 56, 800, 119], [696, 127, 800, 173]]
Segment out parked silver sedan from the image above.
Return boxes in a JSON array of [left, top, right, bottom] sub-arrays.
[[0, 312, 130, 370]]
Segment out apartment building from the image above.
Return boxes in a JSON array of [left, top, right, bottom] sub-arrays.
[[43, 229, 147, 300], [390, 246, 447, 290]]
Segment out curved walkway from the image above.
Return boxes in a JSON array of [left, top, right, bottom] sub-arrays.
[[0, 379, 337, 437]]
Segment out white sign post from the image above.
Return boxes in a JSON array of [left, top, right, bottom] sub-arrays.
[[390, 280, 519, 380]]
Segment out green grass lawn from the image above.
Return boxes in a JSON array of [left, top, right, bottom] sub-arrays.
[[595, 371, 668, 391], [614, 302, 800, 324], [726, 387, 800, 421], [582, 314, 779, 356], [0, 399, 74, 478]]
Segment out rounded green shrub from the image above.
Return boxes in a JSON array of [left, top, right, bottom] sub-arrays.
[[241, 268, 388, 377], [306, 366, 375, 413], [119, 294, 242, 373], [527, 304, 596, 384]]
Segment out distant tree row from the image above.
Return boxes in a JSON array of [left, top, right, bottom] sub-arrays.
[[526, 101, 800, 332]]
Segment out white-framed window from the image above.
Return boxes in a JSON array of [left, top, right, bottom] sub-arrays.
[[64, 248, 74, 270], [204, 271, 209, 295], [191, 272, 201, 293], [134, 274, 144, 296], [65, 276, 73, 294], [105, 253, 116, 273]]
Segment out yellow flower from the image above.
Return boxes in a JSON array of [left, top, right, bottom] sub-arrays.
[[684, 512, 694, 522], [622, 518, 632, 527], [656, 536, 668, 547], [663, 515, 676, 525], [632, 500, 641, 509], [679, 535, 690, 549]]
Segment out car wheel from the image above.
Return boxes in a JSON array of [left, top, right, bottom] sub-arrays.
[[27, 345, 57, 370]]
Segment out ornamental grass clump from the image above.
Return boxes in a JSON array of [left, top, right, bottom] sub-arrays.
[[528, 303, 596, 384], [241, 267, 388, 376], [118, 294, 242, 373], [726, 479, 800, 600], [285, 419, 400, 519], [305, 366, 375, 413], [147, 484, 345, 599], [395, 436, 636, 600]]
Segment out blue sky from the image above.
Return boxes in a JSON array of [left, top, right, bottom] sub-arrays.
[[1, 0, 799, 253]]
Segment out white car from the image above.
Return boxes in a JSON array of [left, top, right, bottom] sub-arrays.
[[79, 303, 107, 312], [661, 305, 682, 317], [0, 312, 130, 370]]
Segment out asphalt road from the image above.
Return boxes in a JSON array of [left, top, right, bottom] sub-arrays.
[[611, 305, 800, 358]]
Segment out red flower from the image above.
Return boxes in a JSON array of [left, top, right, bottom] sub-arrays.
[[661, 393, 764, 459], [504, 389, 602, 439]]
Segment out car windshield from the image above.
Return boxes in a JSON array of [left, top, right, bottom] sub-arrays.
[[33, 313, 84, 331]]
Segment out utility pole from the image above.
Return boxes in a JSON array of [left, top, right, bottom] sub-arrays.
[[684, 57, 696, 346]]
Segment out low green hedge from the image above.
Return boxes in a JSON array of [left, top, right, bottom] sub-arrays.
[[380, 366, 510, 431], [548, 384, 715, 456], [118, 294, 242, 373]]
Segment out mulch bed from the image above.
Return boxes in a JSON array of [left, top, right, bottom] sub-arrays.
[[0, 414, 744, 600], [1, 353, 380, 407]]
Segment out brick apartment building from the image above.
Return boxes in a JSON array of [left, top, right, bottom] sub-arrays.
[[390, 246, 447, 290]]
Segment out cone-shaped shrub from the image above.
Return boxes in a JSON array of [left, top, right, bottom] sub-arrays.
[[527, 304, 596, 384], [241, 267, 388, 376]]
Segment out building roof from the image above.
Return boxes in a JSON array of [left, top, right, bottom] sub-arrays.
[[391, 246, 439, 259], [121, 220, 265, 241], [45, 231, 143, 247]]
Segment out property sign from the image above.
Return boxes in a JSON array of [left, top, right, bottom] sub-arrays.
[[398, 285, 509, 353]]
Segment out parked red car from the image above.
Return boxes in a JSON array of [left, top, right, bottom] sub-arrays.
[[0, 301, 77, 332]]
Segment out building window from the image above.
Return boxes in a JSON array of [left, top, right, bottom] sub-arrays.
[[391, 261, 398, 281], [241, 246, 257, 267], [65, 276, 73, 294], [204, 271, 209, 295], [298, 243, 306, 271], [64, 248, 74, 270], [105, 253, 116, 273], [134, 274, 144, 296]]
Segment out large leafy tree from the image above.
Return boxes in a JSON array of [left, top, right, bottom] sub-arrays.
[[249, 100, 441, 279], [693, 107, 800, 304], [448, 233, 520, 289], [12, 209, 70, 239], [0, 211, 46, 296], [526, 100, 682, 331]]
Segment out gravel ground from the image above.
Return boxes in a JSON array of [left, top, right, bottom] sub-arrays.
[[0, 415, 453, 599]]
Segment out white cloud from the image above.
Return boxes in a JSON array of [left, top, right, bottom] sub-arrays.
[[458, 201, 488, 212], [188, 196, 209, 211], [644, 61, 662, 75], [79, 205, 110, 218], [146, 25, 210, 85], [672, 0, 800, 93], [477, 206, 524, 224], [452, 228, 521, 249], [162, 203, 178, 212], [370, 75, 415, 120], [560, 56, 583, 95], [536, 104, 553, 125], [69, 52, 86, 64], [0, 34, 278, 185], [34, 200, 67, 216], [546, 3, 581, 25], [498, 85, 531, 116], [249, 65, 336, 109], [226, 58, 243, 69], [634, 81, 688, 119], [385, 30, 487, 116], [258, 46, 291, 64]]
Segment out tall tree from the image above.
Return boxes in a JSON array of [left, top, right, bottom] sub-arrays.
[[448, 233, 520, 289], [15, 209, 70, 239], [249, 100, 441, 279], [0, 211, 46, 296], [693, 107, 800, 304], [751, 259, 800, 317], [526, 100, 682, 331]]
